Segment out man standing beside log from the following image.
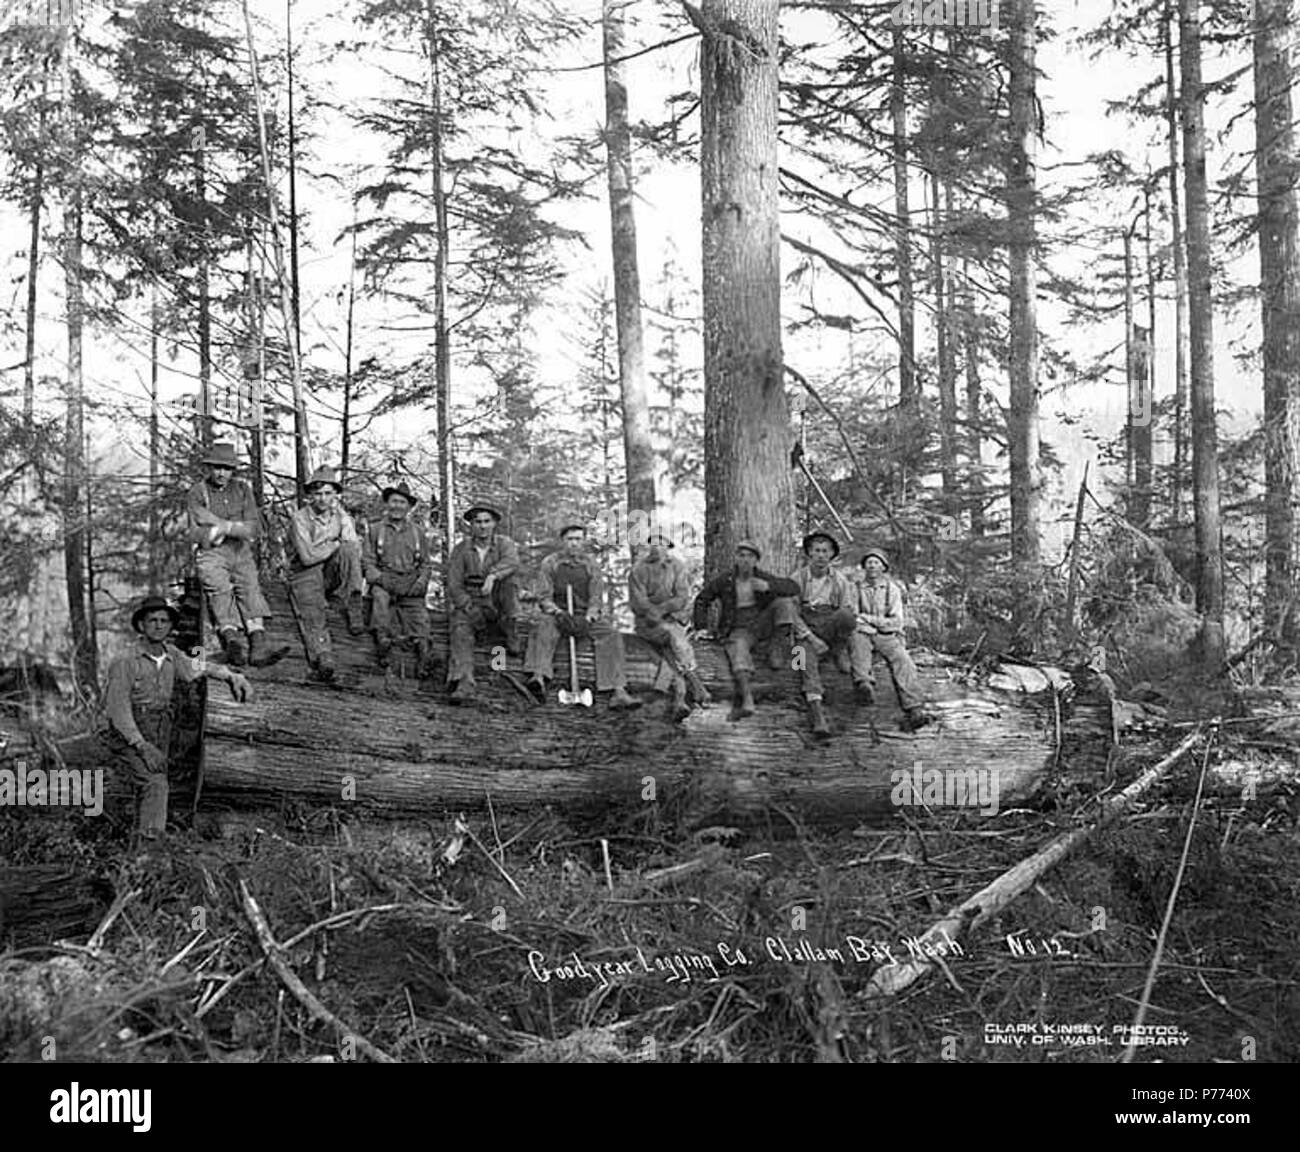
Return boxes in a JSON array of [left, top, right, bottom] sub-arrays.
[[791, 531, 873, 737], [630, 531, 710, 723], [446, 503, 523, 704], [363, 481, 436, 677], [287, 466, 365, 683], [856, 547, 932, 731], [524, 524, 641, 710], [185, 442, 283, 668], [692, 540, 799, 720], [102, 595, 250, 846]]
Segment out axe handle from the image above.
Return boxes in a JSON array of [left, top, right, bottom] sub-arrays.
[[797, 459, 854, 540], [566, 585, 581, 695]]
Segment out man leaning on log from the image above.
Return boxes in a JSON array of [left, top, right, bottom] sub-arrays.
[[287, 466, 365, 683], [446, 502, 524, 704], [692, 540, 799, 721], [629, 530, 711, 723], [524, 523, 641, 710]]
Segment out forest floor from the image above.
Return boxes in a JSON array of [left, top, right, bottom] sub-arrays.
[[2, 687, 1298, 1063]]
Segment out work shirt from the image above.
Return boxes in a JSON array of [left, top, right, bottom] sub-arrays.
[[629, 555, 692, 624], [539, 551, 604, 615], [446, 534, 519, 610], [187, 478, 262, 547], [104, 641, 204, 747], [289, 504, 359, 570], [363, 518, 429, 580], [692, 566, 800, 636], [792, 565, 855, 611], [858, 577, 906, 634]]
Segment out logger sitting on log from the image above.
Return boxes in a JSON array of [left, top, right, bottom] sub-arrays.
[[446, 502, 524, 704], [629, 530, 711, 724], [524, 523, 641, 710], [363, 480, 436, 678], [287, 466, 366, 683], [102, 595, 250, 846], [791, 530, 873, 737], [855, 547, 932, 732], [692, 540, 800, 721]]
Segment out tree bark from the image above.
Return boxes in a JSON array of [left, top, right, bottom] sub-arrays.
[[603, 0, 657, 530], [931, 172, 958, 506], [428, 0, 454, 563], [1006, 0, 1042, 575], [1179, 0, 1225, 666], [962, 256, 984, 536], [23, 75, 45, 432], [700, 0, 795, 573], [1253, 0, 1300, 649], [1165, 1, 1190, 526], [195, 127, 212, 447], [892, 26, 917, 412]]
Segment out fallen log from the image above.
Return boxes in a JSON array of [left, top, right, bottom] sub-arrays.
[[0, 865, 113, 950]]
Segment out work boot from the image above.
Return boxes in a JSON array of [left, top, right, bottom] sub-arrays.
[[450, 678, 477, 704], [608, 686, 641, 711], [503, 617, 525, 657], [808, 698, 831, 738], [733, 671, 756, 718], [375, 634, 393, 670], [684, 670, 712, 707], [248, 630, 288, 667], [416, 639, 438, 680], [344, 593, 365, 636], [902, 708, 933, 732], [854, 679, 876, 705], [310, 652, 337, 683], [669, 682, 691, 724], [224, 630, 248, 669]]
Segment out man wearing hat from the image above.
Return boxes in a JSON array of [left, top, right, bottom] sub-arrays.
[[629, 530, 710, 722], [445, 502, 523, 703], [524, 524, 641, 710], [363, 481, 436, 675], [287, 466, 365, 681], [185, 442, 282, 668], [692, 540, 799, 719], [856, 547, 931, 731], [791, 530, 873, 736], [102, 595, 251, 844]]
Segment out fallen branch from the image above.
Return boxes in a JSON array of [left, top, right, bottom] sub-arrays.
[[236, 875, 396, 1063], [865, 727, 1206, 1000]]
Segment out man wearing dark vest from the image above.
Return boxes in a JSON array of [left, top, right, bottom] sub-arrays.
[[363, 481, 435, 675], [185, 442, 283, 667], [525, 524, 640, 710], [445, 502, 523, 703], [102, 595, 250, 844], [692, 540, 799, 719], [856, 547, 931, 731], [287, 466, 365, 682]]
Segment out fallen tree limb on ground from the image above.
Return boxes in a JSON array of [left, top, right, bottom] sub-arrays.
[[864, 726, 1206, 1000]]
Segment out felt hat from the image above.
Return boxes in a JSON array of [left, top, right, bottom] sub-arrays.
[[381, 481, 417, 506], [802, 531, 840, 558], [859, 547, 891, 571], [644, 531, 674, 548], [735, 540, 762, 560], [463, 504, 503, 524], [203, 442, 239, 468], [305, 466, 343, 493], [131, 595, 180, 633], [558, 523, 588, 538]]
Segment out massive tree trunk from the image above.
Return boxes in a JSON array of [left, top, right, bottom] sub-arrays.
[[1006, 0, 1041, 577], [195, 125, 212, 446], [892, 26, 916, 413], [1253, 0, 1300, 650], [698, 0, 795, 573], [23, 77, 45, 432], [1165, 0, 1190, 525], [603, 0, 656, 528], [1179, 0, 1225, 667], [931, 173, 958, 507], [962, 257, 984, 537], [427, 0, 454, 562], [60, 26, 94, 693]]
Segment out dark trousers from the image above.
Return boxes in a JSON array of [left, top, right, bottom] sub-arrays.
[[103, 705, 173, 837], [196, 543, 270, 632], [448, 575, 519, 683], [370, 585, 430, 646], [797, 605, 872, 701], [526, 614, 627, 690], [861, 631, 924, 711], [287, 542, 363, 663], [725, 597, 799, 674]]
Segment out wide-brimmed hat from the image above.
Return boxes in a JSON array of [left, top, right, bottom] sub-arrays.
[[643, 531, 674, 548], [802, 531, 840, 558], [381, 481, 417, 506], [463, 504, 503, 524], [735, 540, 761, 560], [131, 595, 180, 633], [859, 547, 891, 571], [203, 442, 238, 468], [558, 523, 588, 538], [305, 466, 343, 493]]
